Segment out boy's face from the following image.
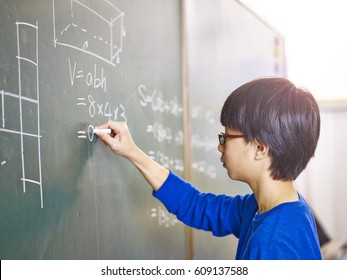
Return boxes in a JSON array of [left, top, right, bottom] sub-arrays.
[[218, 127, 256, 183]]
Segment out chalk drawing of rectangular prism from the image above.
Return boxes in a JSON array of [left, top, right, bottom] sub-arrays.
[[53, 0, 125, 66]]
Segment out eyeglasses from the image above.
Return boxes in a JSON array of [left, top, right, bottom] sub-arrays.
[[218, 132, 245, 145]]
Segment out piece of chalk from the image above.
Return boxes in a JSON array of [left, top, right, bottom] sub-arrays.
[[93, 128, 111, 134]]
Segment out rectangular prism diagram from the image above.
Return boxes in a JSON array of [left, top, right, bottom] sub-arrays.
[[53, 0, 125, 66]]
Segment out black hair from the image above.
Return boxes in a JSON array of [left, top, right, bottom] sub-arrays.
[[220, 77, 320, 181]]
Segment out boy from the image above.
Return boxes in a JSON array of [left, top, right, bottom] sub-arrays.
[[96, 77, 322, 259]]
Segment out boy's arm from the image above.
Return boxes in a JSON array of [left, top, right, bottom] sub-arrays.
[[96, 120, 244, 237], [95, 120, 169, 191]]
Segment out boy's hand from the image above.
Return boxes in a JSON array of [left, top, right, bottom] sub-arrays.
[[95, 120, 136, 159]]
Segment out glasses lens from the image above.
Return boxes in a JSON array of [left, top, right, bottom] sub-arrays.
[[218, 132, 225, 145]]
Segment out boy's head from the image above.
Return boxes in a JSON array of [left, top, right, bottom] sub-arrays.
[[220, 77, 320, 181]]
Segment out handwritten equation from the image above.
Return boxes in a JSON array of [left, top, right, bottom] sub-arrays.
[[148, 150, 184, 172], [68, 58, 107, 92], [151, 205, 179, 228], [137, 84, 183, 117], [147, 122, 183, 146], [137, 84, 185, 174], [191, 105, 219, 179]]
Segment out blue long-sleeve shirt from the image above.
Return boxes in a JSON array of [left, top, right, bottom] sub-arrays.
[[153, 171, 322, 260]]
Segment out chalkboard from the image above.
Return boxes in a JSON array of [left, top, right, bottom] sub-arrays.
[[185, 0, 286, 259], [0, 0, 287, 260], [0, 0, 186, 259]]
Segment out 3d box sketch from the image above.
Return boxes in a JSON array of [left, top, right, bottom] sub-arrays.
[[53, 0, 126, 66]]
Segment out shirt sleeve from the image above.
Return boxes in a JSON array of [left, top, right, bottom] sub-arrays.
[[153, 171, 246, 237]]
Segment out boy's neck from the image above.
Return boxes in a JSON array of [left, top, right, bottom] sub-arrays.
[[251, 177, 298, 214]]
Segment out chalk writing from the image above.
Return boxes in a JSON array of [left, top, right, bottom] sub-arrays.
[[68, 58, 107, 92], [75, 95, 127, 141], [77, 130, 87, 139], [148, 150, 184, 172], [0, 21, 43, 208], [146, 122, 183, 146], [136, 82, 185, 180], [89, 95, 126, 121], [137, 84, 183, 117], [1, 90, 4, 128], [191, 105, 216, 125], [190, 104, 220, 178], [151, 205, 179, 228], [191, 134, 216, 152], [52, 0, 126, 66], [75, 95, 127, 121], [191, 160, 217, 179]]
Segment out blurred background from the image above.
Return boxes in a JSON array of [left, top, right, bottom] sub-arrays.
[[240, 0, 347, 102], [240, 0, 347, 259]]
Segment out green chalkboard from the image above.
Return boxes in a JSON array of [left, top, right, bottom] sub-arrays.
[[0, 0, 186, 259], [185, 0, 286, 259]]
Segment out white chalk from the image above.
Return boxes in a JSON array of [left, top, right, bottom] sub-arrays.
[[93, 128, 112, 134]]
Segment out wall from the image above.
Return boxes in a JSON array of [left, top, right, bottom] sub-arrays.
[[295, 104, 347, 240]]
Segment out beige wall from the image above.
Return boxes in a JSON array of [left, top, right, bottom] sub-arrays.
[[295, 104, 347, 240]]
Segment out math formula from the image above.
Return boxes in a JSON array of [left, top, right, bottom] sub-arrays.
[[68, 58, 107, 92]]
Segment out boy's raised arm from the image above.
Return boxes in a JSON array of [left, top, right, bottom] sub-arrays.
[[95, 120, 169, 191]]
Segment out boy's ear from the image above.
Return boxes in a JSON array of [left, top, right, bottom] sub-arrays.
[[253, 139, 269, 160]]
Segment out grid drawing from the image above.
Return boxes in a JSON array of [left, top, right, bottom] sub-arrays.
[[0, 21, 43, 208]]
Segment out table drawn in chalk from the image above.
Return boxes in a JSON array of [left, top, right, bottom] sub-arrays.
[[0, 21, 44, 208], [52, 0, 126, 66]]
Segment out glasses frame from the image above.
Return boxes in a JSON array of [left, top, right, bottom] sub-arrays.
[[218, 132, 245, 145]]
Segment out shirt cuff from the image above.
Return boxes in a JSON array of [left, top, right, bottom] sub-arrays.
[[152, 170, 197, 214]]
